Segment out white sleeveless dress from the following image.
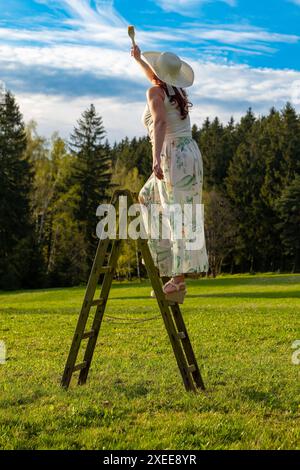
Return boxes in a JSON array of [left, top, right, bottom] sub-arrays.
[[139, 88, 209, 277]]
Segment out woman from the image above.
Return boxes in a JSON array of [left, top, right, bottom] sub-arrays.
[[131, 45, 209, 303]]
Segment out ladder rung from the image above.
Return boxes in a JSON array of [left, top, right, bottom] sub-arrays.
[[82, 330, 95, 339], [187, 364, 197, 373], [178, 331, 186, 339], [73, 361, 88, 372], [90, 298, 105, 306]]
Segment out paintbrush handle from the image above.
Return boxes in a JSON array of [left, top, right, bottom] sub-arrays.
[[128, 26, 136, 47]]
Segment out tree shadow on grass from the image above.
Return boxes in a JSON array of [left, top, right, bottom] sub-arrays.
[[113, 379, 153, 398], [240, 387, 299, 413], [0, 390, 45, 409], [240, 387, 283, 410], [111, 289, 300, 300], [187, 275, 300, 288], [187, 290, 300, 299]]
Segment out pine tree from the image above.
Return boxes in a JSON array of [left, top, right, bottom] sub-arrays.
[[236, 107, 256, 142], [225, 117, 265, 272], [276, 175, 300, 272], [192, 123, 200, 141], [69, 104, 113, 265], [221, 117, 238, 187], [258, 109, 285, 270], [280, 103, 300, 184], [203, 189, 239, 277], [0, 91, 36, 289], [40, 134, 89, 286], [131, 137, 152, 178], [198, 117, 232, 189]]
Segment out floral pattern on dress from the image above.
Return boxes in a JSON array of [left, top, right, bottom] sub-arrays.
[[139, 136, 209, 276]]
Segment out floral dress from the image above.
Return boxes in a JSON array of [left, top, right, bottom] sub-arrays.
[[139, 90, 209, 277]]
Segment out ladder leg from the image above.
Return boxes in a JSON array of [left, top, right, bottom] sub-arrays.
[[61, 190, 123, 388], [161, 276, 205, 390], [170, 303, 205, 390], [137, 238, 196, 392], [78, 239, 122, 385], [61, 237, 110, 388]]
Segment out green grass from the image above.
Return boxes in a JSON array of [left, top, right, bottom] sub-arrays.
[[0, 273, 299, 450]]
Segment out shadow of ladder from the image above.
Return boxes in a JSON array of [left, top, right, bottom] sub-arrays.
[[61, 189, 205, 392]]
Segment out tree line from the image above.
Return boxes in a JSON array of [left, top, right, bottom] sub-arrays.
[[0, 90, 299, 290]]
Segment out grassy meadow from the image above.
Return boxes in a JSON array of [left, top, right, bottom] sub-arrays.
[[0, 273, 299, 450]]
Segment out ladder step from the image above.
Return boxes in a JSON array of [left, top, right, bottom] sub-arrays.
[[90, 298, 105, 307], [178, 331, 186, 339], [73, 361, 88, 372], [187, 364, 197, 373], [82, 330, 95, 339]]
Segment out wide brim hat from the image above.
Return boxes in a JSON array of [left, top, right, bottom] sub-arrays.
[[142, 51, 194, 88]]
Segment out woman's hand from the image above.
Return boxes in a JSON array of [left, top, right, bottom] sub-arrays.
[[131, 44, 141, 62], [152, 159, 164, 180], [132, 46, 156, 82]]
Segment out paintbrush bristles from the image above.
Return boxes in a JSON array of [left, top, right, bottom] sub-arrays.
[[128, 25, 136, 46]]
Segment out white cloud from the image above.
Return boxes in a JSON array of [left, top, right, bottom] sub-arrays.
[[153, 0, 236, 16], [35, 0, 126, 27], [0, 44, 139, 81], [187, 27, 299, 46], [14, 60, 300, 144], [1, 0, 300, 143], [62, 0, 127, 27], [16, 93, 146, 144], [190, 60, 300, 105], [0, 21, 298, 64]]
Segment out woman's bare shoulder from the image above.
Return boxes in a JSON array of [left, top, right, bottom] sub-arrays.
[[146, 86, 165, 100]]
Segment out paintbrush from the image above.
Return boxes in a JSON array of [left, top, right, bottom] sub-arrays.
[[128, 25, 136, 46]]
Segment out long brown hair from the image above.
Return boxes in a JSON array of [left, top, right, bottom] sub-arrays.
[[152, 74, 193, 120]]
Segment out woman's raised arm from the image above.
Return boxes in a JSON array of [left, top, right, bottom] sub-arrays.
[[131, 45, 156, 83]]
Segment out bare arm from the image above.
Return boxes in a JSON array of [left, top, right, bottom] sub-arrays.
[[131, 45, 156, 84], [147, 86, 167, 180], [131, 45, 165, 179]]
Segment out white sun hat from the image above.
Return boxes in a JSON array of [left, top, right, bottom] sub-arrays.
[[141, 51, 194, 88]]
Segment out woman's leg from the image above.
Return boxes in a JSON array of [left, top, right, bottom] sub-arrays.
[[138, 175, 173, 277]]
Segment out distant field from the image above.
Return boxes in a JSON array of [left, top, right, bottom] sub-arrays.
[[0, 274, 299, 450]]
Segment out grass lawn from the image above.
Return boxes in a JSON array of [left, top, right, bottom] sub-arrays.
[[0, 273, 299, 450]]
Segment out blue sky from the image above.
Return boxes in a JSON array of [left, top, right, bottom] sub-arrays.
[[1, 0, 300, 143]]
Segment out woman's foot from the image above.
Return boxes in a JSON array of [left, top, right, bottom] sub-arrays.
[[163, 276, 186, 294], [150, 276, 187, 304], [163, 276, 186, 304]]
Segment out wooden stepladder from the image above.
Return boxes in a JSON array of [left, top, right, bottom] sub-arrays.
[[61, 189, 205, 392]]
